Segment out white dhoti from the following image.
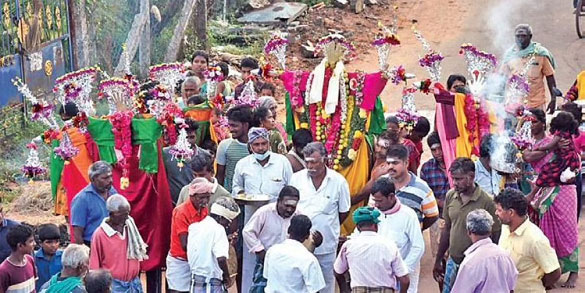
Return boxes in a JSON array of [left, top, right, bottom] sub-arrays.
[[316, 252, 336, 293], [166, 254, 191, 292], [408, 263, 420, 293], [241, 204, 260, 293]]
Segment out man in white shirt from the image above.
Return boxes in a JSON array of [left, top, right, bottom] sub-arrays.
[[243, 186, 301, 292], [263, 215, 325, 293], [232, 127, 293, 291], [359, 177, 424, 293], [187, 197, 241, 293], [335, 207, 410, 293], [474, 135, 502, 197], [290, 142, 351, 293]]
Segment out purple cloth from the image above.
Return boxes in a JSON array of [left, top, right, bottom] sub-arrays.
[[451, 238, 517, 293], [434, 91, 459, 139]]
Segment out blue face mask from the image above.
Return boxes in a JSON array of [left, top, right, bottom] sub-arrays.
[[253, 150, 271, 161]]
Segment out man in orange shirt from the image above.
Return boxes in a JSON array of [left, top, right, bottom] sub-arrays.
[[503, 24, 561, 113], [165, 178, 214, 293]]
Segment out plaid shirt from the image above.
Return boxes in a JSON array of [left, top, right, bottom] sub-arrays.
[[420, 158, 450, 205]]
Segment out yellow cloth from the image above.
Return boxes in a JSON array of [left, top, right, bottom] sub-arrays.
[[339, 137, 371, 235], [54, 181, 68, 216], [454, 93, 474, 158], [499, 219, 560, 293], [576, 71, 585, 101]]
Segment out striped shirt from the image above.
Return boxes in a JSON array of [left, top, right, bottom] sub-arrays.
[[216, 138, 250, 193], [385, 172, 439, 223]]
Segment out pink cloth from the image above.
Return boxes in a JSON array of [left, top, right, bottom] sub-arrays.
[[334, 231, 408, 289], [530, 136, 579, 258], [451, 238, 517, 293], [573, 131, 585, 152], [90, 226, 141, 282], [242, 203, 299, 253], [435, 104, 456, 185]]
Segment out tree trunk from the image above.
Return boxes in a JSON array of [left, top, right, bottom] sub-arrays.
[[67, 0, 90, 68], [139, 0, 151, 78], [193, 0, 208, 50], [114, 0, 149, 76], [163, 0, 197, 62]]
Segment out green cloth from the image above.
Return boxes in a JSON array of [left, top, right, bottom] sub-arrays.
[[132, 118, 162, 174], [503, 42, 556, 69], [183, 101, 212, 145], [285, 92, 296, 138], [368, 97, 387, 135], [87, 117, 117, 164], [560, 247, 580, 273], [48, 139, 65, 200], [46, 273, 82, 293], [352, 207, 381, 225]]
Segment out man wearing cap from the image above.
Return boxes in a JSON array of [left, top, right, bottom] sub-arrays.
[[243, 186, 302, 292], [290, 142, 351, 293], [232, 127, 293, 292], [334, 207, 410, 293], [187, 197, 241, 292], [166, 178, 213, 293]]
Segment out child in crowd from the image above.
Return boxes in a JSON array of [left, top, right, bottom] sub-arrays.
[[0, 225, 37, 293], [34, 224, 63, 291], [528, 112, 581, 207], [186, 95, 206, 107], [259, 82, 276, 98], [234, 58, 261, 99], [215, 62, 233, 98], [385, 115, 420, 173]]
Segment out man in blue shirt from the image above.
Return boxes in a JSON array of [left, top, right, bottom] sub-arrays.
[[34, 224, 63, 291], [71, 161, 117, 246], [0, 205, 19, 262]]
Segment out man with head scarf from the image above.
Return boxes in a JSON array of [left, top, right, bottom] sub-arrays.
[[232, 127, 293, 292], [334, 207, 410, 293], [166, 178, 214, 293], [187, 197, 241, 292]]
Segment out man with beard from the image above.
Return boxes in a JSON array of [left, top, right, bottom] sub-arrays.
[[232, 127, 293, 292], [290, 142, 351, 293], [216, 105, 253, 193], [421, 132, 451, 258], [71, 161, 117, 246], [382, 145, 439, 230], [243, 186, 302, 292], [503, 24, 560, 113], [433, 158, 501, 293]]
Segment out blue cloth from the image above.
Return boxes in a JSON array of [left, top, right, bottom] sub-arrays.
[[442, 257, 460, 293], [0, 218, 19, 262], [71, 184, 118, 242], [112, 277, 143, 293], [249, 259, 267, 293], [35, 249, 63, 291]]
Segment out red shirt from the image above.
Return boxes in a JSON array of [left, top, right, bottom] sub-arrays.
[[402, 139, 421, 172], [0, 254, 37, 293], [169, 201, 208, 259], [89, 226, 140, 282]]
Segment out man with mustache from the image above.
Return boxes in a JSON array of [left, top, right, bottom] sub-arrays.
[[382, 145, 439, 231], [71, 161, 117, 247], [290, 142, 351, 293], [243, 186, 303, 292], [232, 127, 293, 292], [433, 158, 501, 293]]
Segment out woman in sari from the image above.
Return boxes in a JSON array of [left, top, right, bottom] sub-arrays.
[[522, 108, 579, 288]]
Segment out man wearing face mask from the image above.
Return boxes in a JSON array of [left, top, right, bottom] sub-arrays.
[[503, 24, 559, 113], [243, 186, 303, 292], [232, 127, 293, 292], [290, 142, 351, 293]]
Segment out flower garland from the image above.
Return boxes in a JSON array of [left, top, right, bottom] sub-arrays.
[[463, 94, 491, 155], [459, 43, 497, 96], [54, 132, 80, 164], [413, 79, 432, 94], [158, 103, 184, 145], [372, 27, 400, 70], [264, 32, 289, 69], [110, 111, 134, 190], [340, 72, 368, 167], [413, 26, 443, 82], [149, 62, 185, 92], [43, 129, 60, 145], [168, 119, 195, 169], [98, 77, 136, 114], [22, 142, 46, 180], [12, 77, 59, 129], [511, 116, 535, 150], [290, 71, 305, 108], [53, 66, 100, 115], [388, 65, 407, 85]]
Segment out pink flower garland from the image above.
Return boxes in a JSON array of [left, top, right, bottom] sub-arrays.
[[110, 111, 134, 189]]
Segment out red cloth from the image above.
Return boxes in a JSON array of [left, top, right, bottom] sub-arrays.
[[433, 84, 459, 140], [169, 202, 208, 259], [111, 140, 174, 271]]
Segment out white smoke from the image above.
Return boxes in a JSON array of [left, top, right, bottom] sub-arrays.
[[486, 0, 532, 55]]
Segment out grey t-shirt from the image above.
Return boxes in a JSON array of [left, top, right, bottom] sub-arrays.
[[163, 146, 209, 205]]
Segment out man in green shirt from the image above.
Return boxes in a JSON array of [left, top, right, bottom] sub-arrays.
[[432, 158, 501, 293]]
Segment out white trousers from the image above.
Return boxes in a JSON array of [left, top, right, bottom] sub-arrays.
[[241, 204, 259, 293], [316, 252, 336, 293], [408, 263, 420, 293]]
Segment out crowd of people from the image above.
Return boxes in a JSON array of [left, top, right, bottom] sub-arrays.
[[1, 23, 584, 293]]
